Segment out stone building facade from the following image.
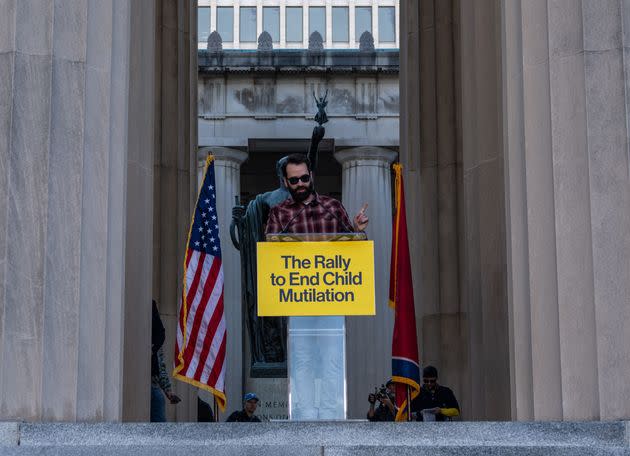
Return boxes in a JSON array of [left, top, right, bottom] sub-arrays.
[[197, 0, 399, 50]]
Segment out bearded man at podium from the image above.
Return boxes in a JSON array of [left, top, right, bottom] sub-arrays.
[[265, 154, 368, 235], [265, 153, 368, 420]]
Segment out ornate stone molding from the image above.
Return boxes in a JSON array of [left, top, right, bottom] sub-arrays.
[[334, 146, 398, 169], [198, 146, 248, 166]]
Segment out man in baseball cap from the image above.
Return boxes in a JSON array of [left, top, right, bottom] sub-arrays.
[[226, 392, 261, 422]]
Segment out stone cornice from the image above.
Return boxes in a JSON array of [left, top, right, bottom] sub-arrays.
[[198, 49, 399, 75]]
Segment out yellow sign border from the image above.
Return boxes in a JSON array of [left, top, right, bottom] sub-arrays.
[[256, 240, 376, 316]]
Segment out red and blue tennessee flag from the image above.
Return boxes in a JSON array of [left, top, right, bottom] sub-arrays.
[[389, 163, 420, 421], [173, 155, 227, 411]]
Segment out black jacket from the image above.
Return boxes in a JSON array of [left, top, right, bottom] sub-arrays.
[[226, 410, 261, 422], [151, 300, 166, 376], [411, 385, 459, 421]]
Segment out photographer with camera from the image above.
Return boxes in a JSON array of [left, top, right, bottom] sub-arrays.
[[367, 379, 397, 422]]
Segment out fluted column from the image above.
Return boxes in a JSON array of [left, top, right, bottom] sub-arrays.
[[502, 0, 630, 421], [400, 0, 467, 419], [151, 0, 198, 423], [334, 146, 397, 419], [197, 146, 248, 416], [0, 0, 158, 421]]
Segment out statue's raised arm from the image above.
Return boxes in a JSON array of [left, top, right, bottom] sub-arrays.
[[313, 89, 329, 127]]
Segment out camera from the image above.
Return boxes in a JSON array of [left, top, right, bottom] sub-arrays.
[[368, 383, 394, 405], [375, 384, 391, 401], [375, 385, 387, 399]]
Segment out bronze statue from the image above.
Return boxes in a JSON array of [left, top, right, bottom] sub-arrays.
[[313, 90, 329, 126], [231, 124, 324, 372], [230, 161, 289, 367]]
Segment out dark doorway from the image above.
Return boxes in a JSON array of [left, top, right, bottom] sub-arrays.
[[240, 138, 342, 204]]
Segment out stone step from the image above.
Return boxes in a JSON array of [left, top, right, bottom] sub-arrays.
[[1, 421, 628, 456], [0, 445, 629, 456]]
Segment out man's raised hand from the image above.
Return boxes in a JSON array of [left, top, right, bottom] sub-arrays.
[[354, 203, 369, 231]]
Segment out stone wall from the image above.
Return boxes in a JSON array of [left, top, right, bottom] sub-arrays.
[[199, 75, 399, 119], [198, 52, 400, 150]]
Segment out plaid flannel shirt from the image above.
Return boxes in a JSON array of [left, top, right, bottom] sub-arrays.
[[265, 193, 355, 235]]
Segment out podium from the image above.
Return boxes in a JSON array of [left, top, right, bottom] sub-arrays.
[[261, 233, 370, 420]]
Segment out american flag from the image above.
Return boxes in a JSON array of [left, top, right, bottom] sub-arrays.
[[173, 155, 227, 411]]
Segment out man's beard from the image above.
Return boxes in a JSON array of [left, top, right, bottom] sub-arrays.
[[289, 182, 314, 203]]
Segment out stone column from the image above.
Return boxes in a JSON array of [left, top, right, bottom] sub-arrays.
[[0, 0, 157, 421], [457, 0, 512, 422], [197, 146, 247, 416], [401, 0, 470, 418], [334, 146, 397, 419], [152, 0, 198, 423], [502, 0, 630, 421]]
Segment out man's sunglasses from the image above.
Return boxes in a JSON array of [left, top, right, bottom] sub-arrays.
[[423, 378, 437, 384], [287, 174, 311, 185]]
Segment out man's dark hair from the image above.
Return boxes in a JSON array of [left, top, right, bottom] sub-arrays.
[[281, 153, 312, 177], [422, 365, 438, 378]]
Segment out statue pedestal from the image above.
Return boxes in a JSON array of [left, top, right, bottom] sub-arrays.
[[248, 377, 289, 420]]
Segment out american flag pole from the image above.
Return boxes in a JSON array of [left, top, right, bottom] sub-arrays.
[[173, 154, 228, 413], [406, 385, 412, 421]]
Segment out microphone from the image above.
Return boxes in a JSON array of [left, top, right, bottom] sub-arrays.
[[279, 204, 308, 233], [315, 199, 355, 233], [279, 193, 355, 234]]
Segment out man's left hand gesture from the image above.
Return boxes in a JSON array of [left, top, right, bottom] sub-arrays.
[[354, 203, 369, 231]]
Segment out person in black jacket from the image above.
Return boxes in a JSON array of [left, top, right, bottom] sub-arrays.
[[151, 300, 165, 378], [411, 366, 460, 421], [150, 300, 180, 422], [226, 393, 262, 422]]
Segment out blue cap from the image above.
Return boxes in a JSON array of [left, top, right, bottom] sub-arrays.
[[243, 392, 259, 403]]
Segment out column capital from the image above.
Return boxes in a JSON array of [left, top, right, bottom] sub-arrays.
[[198, 146, 248, 166], [334, 146, 398, 167]]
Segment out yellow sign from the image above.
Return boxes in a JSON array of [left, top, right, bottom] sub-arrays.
[[257, 241, 375, 316]]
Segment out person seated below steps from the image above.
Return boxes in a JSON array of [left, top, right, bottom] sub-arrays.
[[226, 393, 262, 422]]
